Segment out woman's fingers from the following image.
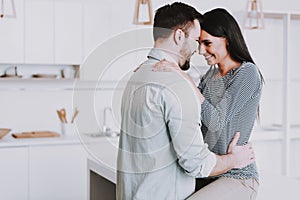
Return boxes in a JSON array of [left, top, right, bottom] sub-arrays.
[[153, 59, 180, 72]]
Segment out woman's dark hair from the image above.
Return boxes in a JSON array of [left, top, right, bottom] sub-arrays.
[[201, 8, 264, 81], [153, 2, 203, 41], [201, 8, 254, 64]]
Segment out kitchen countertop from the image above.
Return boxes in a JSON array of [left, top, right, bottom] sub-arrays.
[[0, 133, 119, 148], [87, 139, 119, 200], [87, 137, 119, 184]]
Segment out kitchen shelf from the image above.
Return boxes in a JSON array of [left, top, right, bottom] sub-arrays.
[[0, 64, 80, 80], [263, 11, 300, 19]]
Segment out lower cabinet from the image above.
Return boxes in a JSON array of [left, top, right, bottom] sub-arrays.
[[0, 147, 29, 200], [0, 144, 87, 200], [29, 144, 87, 200]]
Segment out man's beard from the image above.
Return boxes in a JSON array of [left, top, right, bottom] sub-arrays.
[[180, 60, 191, 71]]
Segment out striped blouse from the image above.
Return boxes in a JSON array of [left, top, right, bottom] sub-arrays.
[[198, 61, 263, 180]]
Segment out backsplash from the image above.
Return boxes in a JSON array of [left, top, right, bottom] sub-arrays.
[[0, 89, 121, 135]]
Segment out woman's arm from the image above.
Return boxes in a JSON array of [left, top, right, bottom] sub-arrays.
[[200, 64, 262, 133], [154, 61, 262, 133]]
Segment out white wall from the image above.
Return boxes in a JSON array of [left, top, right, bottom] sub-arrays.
[[0, 88, 121, 135]]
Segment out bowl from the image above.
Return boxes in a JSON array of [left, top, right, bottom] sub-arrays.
[[0, 128, 11, 139]]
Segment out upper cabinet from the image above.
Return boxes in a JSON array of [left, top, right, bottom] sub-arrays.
[[0, 0, 148, 70], [83, 1, 112, 60], [0, 0, 24, 63], [25, 0, 54, 64], [54, 0, 82, 64], [0, 0, 83, 65]]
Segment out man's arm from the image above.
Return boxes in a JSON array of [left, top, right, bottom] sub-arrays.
[[209, 132, 255, 176]]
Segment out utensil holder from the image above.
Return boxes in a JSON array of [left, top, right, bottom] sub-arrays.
[[60, 123, 75, 135]]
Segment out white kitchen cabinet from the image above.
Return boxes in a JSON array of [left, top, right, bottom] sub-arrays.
[[0, 147, 29, 200], [25, 0, 54, 64], [26, 0, 83, 65], [29, 144, 87, 200], [0, 0, 25, 63], [54, 0, 83, 64], [83, 1, 112, 60], [1, 0, 83, 65]]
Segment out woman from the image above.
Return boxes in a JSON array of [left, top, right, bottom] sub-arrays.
[[154, 8, 263, 200]]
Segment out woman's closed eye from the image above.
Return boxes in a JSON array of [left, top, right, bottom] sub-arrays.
[[202, 41, 212, 46]]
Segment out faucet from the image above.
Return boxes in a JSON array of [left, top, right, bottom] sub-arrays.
[[102, 107, 112, 133]]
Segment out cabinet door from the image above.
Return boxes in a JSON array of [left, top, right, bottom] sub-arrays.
[[54, 0, 82, 64], [0, 0, 24, 63], [29, 145, 87, 200], [0, 147, 29, 200], [83, 1, 112, 60], [25, 0, 54, 64]]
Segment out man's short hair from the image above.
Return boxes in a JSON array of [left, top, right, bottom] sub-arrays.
[[153, 2, 203, 41]]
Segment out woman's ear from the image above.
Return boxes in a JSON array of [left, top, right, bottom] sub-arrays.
[[174, 29, 184, 46]]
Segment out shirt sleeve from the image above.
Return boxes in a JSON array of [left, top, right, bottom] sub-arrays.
[[162, 76, 216, 178], [200, 64, 262, 133]]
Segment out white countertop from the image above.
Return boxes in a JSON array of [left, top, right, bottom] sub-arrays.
[[88, 158, 117, 184], [87, 138, 119, 184], [0, 134, 79, 148], [0, 132, 119, 148]]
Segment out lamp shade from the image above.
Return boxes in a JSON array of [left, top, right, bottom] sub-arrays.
[[244, 0, 264, 29]]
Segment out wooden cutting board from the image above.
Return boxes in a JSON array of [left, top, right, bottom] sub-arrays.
[[12, 131, 60, 138]]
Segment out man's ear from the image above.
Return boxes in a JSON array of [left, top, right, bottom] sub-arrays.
[[174, 29, 184, 46]]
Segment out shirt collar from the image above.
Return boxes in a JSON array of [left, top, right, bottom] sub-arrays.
[[147, 48, 178, 66]]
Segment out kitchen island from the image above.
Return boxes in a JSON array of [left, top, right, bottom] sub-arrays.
[[88, 159, 116, 200], [86, 137, 118, 200]]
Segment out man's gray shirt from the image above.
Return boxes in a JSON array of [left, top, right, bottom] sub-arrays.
[[116, 48, 216, 200]]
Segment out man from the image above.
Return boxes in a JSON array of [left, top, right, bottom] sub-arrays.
[[116, 2, 254, 200]]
